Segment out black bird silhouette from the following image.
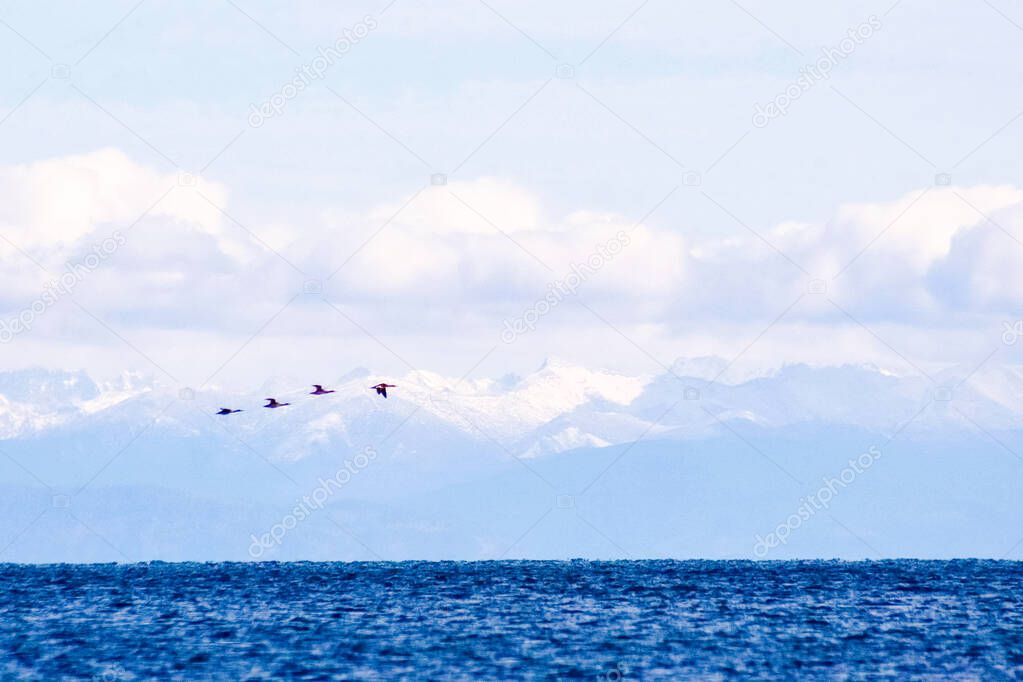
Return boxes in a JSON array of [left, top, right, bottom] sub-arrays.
[[371, 383, 396, 398], [310, 385, 335, 395], [216, 408, 242, 415], [264, 398, 290, 409]]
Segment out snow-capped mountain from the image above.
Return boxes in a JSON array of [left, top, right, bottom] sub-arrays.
[[2, 358, 1022, 563], [0, 357, 1020, 459]]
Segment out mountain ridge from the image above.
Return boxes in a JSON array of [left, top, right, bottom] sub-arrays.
[[0, 358, 1019, 457]]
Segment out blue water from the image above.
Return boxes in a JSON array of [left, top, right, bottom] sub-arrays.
[[1, 560, 1021, 680]]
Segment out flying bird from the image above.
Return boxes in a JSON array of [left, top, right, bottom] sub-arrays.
[[264, 398, 290, 409], [216, 408, 242, 415], [310, 385, 335, 395], [371, 383, 396, 398]]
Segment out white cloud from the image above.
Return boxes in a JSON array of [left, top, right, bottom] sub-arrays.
[[2, 150, 1023, 379], [0, 148, 229, 252], [928, 200, 1023, 311]]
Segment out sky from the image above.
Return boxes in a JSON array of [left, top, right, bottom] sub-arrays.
[[2, 0, 1023, 390]]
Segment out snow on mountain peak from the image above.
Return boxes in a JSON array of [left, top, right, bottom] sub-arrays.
[[525, 358, 647, 407], [1, 360, 1022, 459]]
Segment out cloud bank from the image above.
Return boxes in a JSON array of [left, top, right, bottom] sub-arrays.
[[1, 149, 1021, 382]]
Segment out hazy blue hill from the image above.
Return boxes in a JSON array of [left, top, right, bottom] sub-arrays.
[[1, 427, 1021, 562], [1, 361, 1022, 562]]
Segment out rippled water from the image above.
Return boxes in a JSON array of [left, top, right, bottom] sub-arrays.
[[1, 560, 1021, 680]]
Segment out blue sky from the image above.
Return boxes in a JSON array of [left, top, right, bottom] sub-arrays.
[[1, 0, 1023, 387]]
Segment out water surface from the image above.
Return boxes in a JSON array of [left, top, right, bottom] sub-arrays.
[[1, 560, 1020, 679]]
